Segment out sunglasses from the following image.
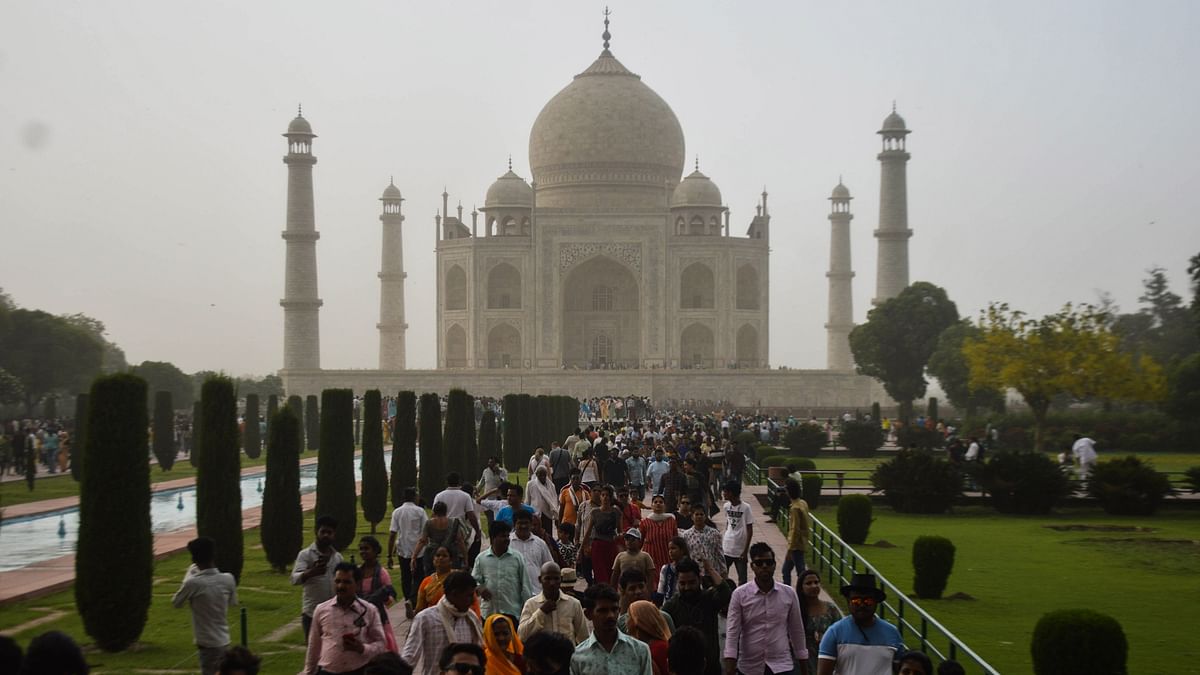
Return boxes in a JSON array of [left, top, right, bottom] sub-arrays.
[[849, 597, 878, 607], [750, 559, 775, 567], [446, 664, 484, 675]]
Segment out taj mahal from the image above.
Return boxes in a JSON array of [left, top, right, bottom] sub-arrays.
[[278, 19, 911, 410]]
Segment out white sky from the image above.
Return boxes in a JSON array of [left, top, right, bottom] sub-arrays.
[[2, 1, 1198, 376]]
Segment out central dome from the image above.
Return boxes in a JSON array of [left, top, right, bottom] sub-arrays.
[[528, 49, 686, 210]]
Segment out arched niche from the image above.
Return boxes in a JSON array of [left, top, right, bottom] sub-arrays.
[[487, 323, 521, 368], [680, 262, 715, 309], [562, 256, 640, 369], [445, 265, 467, 310], [736, 264, 760, 310], [736, 323, 759, 367], [487, 263, 521, 309], [680, 323, 714, 369], [445, 324, 467, 367]]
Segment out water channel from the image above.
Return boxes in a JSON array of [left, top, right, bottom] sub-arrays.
[[0, 452, 391, 573]]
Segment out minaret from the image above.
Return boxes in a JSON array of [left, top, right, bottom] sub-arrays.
[[280, 106, 322, 370], [873, 104, 912, 305], [377, 179, 408, 370], [826, 179, 855, 370]]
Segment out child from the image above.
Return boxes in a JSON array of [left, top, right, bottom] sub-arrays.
[[612, 528, 655, 582], [654, 536, 689, 603], [556, 522, 578, 569]]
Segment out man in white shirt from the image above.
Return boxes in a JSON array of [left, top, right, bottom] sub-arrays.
[[1072, 434, 1098, 482], [528, 446, 550, 476], [173, 536, 238, 675], [721, 480, 755, 585], [387, 486, 428, 611], [518, 561, 589, 643], [434, 472, 482, 561], [526, 465, 560, 535], [509, 509, 556, 594]]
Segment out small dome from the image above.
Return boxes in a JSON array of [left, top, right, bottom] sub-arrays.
[[831, 182, 851, 199], [287, 115, 313, 135], [484, 169, 533, 208], [880, 110, 908, 133], [670, 169, 722, 208], [381, 182, 402, 200]]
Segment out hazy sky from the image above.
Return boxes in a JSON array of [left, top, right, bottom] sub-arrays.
[[3, 1, 1198, 376]]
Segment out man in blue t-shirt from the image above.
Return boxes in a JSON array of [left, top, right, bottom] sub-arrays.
[[489, 482, 536, 528], [818, 573, 905, 674]]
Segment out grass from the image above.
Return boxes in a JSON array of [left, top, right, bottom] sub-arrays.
[[813, 504, 1200, 674], [0, 510, 387, 673]]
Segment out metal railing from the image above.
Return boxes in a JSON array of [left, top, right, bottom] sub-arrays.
[[759, 474, 1000, 674]]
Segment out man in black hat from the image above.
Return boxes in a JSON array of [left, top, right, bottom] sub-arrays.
[[816, 573, 905, 675]]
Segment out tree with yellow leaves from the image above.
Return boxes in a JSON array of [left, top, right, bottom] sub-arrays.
[[963, 303, 1166, 452]]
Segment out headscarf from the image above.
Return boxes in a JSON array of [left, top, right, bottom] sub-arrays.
[[482, 613, 523, 675], [627, 600, 671, 643]]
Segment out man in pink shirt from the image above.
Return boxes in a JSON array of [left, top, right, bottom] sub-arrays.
[[723, 542, 808, 675], [304, 562, 387, 674]]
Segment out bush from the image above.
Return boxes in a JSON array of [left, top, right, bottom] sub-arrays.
[[243, 393, 261, 459], [1031, 609, 1127, 675], [896, 424, 944, 451], [985, 410, 1181, 453], [197, 376, 244, 581], [872, 449, 962, 514], [760, 454, 791, 468], [76, 373, 152, 652], [317, 389, 357, 551], [1185, 466, 1200, 494], [1087, 456, 1173, 516], [418, 393, 444, 503], [734, 430, 758, 456], [360, 390, 388, 532], [391, 391, 418, 507], [836, 494, 872, 544], [838, 421, 884, 457], [977, 451, 1072, 514], [305, 394, 320, 451], [912, 535, 955, 599], [784, 423, 826, 457], [152, 391, 176, 471], [261, 406, 302, 572]]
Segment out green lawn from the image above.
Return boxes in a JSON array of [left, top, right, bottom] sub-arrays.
[[813, 504, 1200, 673], [0, 510, 381, 673]]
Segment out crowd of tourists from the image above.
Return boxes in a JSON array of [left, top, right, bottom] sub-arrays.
[[1, 419, 71, 477]]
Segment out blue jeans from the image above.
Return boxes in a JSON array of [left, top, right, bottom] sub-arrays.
[[781, 549, 807, 587]]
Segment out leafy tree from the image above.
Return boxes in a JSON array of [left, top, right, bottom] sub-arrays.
[[964, 303, 1167, 451], [152, 391, 176, 471], [418, 393, 444, 503], [1110, 266, 1199, 368], [479, 409, 498, 463], [131, 360, 194, 409], [848, 282, 959, 422], [43, 395, 58, 420], [316, 389, 357, 551], [197, 376, 243, 581], [0, 368, 24, 406], [261, 406, 303, 572], [234, 374, 285, 399], [391, 391, 418, 507], [60, 312, 127, 373], [1, 309, 104, 414], [243, 394, 261, 459], [444, 389, 472, 477], [1166, 353, 1200, 434], [926, 321, 1005, 419], [305, 395, 320, 452], [75, 373, 152, 651], [360, 390, 388, 533]]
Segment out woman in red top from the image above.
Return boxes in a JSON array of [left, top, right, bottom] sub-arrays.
[[639, 494, 678, 576], [627, 600, 671, 675]]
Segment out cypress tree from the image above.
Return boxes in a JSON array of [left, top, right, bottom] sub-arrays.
[[501, 395, 519, 470], [316, 388, 357, 550], [70, 393, 88, 481], [517, 394, 535, 465], [75, 373, 152, 651], [152, 390, 176, 471], [479, 409, 498, 464], [418, 393, 444, 503], [266, 394, 279, 440], [444, 389, 470, 478], [928, 396, 939, 422], [197, 375, 244, 581], [43, 395, 57, 421], [305, 395, 320, 452], [287, 394, 304, 449], [465, 393, 478, 478], [361, 390, 388, 533], [243, 394, 261, 459], [261, 406, 303, 572], [190, 400, 202, 468], [391, 391, 418, 507]]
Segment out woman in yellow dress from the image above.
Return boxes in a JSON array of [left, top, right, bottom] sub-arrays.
[[413, 546, 480, 616]]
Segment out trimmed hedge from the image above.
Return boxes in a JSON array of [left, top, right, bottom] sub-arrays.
[[977, 451, 1071, 514], [1032, 609, 1127, 675], [152, 391, 176, 471], [963, 410, 1182, 454], [896, 424, 945, 451], [76, 373, 152, 652], [1087, 456, 1173, 516], [838, 421, 884, 457], [391, 391, 418, 507], [418, 393, 444, 503], [786, 458, 823, 510], [316, 388, 357, 551], [1185, 466, 1200, 494], [836, 494, 872, 545], [261, 406, 303, 572], [360, 390, 388, 532], [912, 535, 955, 599], [197, 376, 244, 581], [872, 449, 962, 514], [243, 393, 261, 459]]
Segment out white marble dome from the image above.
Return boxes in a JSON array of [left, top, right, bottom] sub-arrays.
[[670, 169, 722, 208], [287, 114, 313, 135], [484, 169, 534, 208], [528, 49, 686, 209]]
